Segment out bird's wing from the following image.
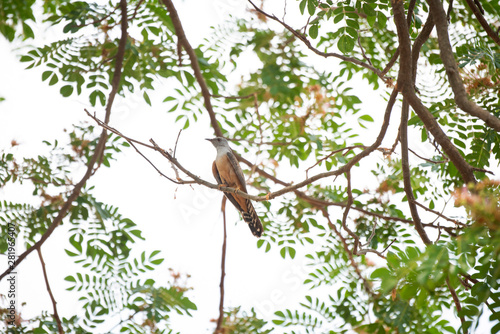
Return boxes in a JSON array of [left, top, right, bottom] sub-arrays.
[[212, 160, 245, 213], [212, 160, 223, 184], [226, 152, 247, 192]]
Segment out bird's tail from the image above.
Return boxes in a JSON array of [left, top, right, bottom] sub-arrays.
[[242, 199, 263, 237]]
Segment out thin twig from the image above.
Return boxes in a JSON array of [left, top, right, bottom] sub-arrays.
[[321, 209, 376, 297], [130, 0, 145, 21], [211, 93, 255, 100], [409, 148, 448, 164], [37, 248, 64, 334], [341, 171, 388, 258], [174, 129, 182, 158], [446, 276, 466, 331], [85, 110, 183, 184], [414, 200, 466, 226], [305, 145, 390, 178], [215, 197, 228, 334], [357, 35, 373, 66], [462, 0, 500, 46]]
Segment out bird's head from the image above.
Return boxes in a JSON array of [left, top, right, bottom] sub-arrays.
[[206, 137, 230, 150]]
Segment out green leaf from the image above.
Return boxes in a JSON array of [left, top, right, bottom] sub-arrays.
[[309, 25, 319, 39], [60, 85, 74, 97], [20, 55, 33, 63], [334, 13, 344, 24], [363, 3, 377, 16], [280, 247, 287, 259], [143, 91, 151, 106], [49, 73, 59, 86], [42, 71, 53, 81], [359, 114, 374, 122], [299, 0, 307, 14], [338, 34, 355, 53], [371, 267, 391, 279], [377, 11, 387, 28], [307, 0, 317, 15], [22, 22, 35, 39], [366, 14, 376, 27], [64, 275, 76, 282], [183, 118, 190, 129]]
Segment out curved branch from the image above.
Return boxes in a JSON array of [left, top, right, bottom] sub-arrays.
[[392, 0, 477, 185], [161, 0, 223, 137], [38, 248, 64, 334], [0, 0, 129, 282], [401, 98, 432, 245], [427, 0, 500, 132], [446, 277, 466, 329], [462, 0, 500, 47]]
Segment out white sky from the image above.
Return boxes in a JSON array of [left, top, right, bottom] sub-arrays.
[[0, 0, 496, 333]]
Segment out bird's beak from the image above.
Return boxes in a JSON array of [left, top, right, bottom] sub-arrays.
[[205, 138, 213, 142]]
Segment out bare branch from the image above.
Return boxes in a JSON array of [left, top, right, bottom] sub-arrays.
[[446, 277, 466, 330], [305, 145, 391, 178], [37, 248, 64, 334], [85, 110, 183, 185], [173, 129, 182, 158], [161, 0, 223, 137], [211, 93, 255, 100], [392, 0, 477, 185], [214, 197, 227, 334], [401, 99, 432, 245], [409, 147, 448, 164], [462, 0, 500, 47], [415, 200, 467, 227], [427, 0, 500, 132]]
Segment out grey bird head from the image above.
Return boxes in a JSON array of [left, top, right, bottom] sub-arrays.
[[206, 137, 231, 151]]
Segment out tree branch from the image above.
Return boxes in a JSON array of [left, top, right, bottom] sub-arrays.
[[391, 0, 477, 185], [427, 0, 500, 132], [37, 248, 64, 334], [462, 0, 500, 47], [446, 276, 466, 330], [214, 197, 227, 334], [161, 0, 223, 137], [401, 99, 432, 245]]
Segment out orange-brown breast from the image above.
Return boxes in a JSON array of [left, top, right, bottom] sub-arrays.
[[214, 154, 248, 213]]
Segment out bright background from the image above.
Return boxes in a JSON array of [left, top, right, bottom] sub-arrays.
[[0, 0, 495, 332]]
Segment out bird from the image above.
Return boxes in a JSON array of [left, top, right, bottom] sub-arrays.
[[206, 137, 263, 237]]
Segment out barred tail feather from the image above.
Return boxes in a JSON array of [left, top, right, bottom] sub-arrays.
[[242, 199, 263, 237]]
